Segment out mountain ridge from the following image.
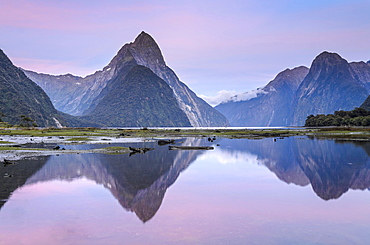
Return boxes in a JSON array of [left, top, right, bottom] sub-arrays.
[[215, 66, 309, 126]]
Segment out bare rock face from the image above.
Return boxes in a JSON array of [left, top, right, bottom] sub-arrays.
[[24, 31, 229, 127], [349, 60, 370, 92]]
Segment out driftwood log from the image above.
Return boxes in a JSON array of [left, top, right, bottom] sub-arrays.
[[129, 147, 154, 155], [169, 146, 214, 150], [157, 139, 175, 145]]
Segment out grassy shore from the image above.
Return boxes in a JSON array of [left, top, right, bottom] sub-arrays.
[[1, 127, 369, 161], [1, 126, 370, 140]]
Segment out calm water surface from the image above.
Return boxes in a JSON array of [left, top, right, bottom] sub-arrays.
[[1, 137, 370, 245]]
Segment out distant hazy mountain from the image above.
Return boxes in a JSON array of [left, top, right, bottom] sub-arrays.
[[24, 31, 229, 127], [23, 71, 106, 116], [0, 49, 64, 127], [216, 51, 370, 126], [215, 66, 309, 126]]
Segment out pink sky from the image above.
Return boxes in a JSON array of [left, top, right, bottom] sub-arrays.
[[1, 0, 370, 105]]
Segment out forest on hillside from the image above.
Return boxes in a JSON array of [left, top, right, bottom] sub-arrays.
[[305, 108, 370, 126]]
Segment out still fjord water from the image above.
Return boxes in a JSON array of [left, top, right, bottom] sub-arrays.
[[0, 136, 370, 244]]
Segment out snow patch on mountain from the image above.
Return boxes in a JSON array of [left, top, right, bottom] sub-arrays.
[[220, 88, 268, 104]]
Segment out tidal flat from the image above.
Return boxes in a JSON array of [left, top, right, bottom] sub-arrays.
[[1, 126, 370, 161]]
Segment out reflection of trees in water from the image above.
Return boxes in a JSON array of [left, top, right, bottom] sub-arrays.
[[217, 137, 370, 200], [10, 138, 205, 222]]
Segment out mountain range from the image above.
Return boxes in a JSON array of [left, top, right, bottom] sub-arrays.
[[2, 31, 370, 127], [216, 52, 370, 126], [23, 32, 229, 127]]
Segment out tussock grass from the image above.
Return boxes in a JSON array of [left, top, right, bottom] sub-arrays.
[[0, 141, 14, 144], [0, 127, 370, 140], [0, 146, 47, 151], [102, 146, 129, 151]]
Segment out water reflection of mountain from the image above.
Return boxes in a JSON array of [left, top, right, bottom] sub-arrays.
[[22, 138, 203, 222], [0, 156, 49, 209], [218, 137, 370, 200]]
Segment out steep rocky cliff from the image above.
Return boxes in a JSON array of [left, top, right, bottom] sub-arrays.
[[350, 61, 370, 91], [291, 52, 368, 125]]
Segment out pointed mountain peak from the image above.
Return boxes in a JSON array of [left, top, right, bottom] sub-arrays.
[[275, 66, 309, 79], [0, 49, 14, 66], [265, 66, 308, 91], [308, 51, 350, 78], [127, 31, 166, 67], [137, 31, 151, 38], [133, 31, 158, 48], [314, 51, 345, 64]]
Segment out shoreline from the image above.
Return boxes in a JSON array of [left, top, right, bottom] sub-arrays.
[[1, 127, 370, 162]]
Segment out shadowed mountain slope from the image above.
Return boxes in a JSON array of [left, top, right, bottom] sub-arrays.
[[0, 49, 64, 127]]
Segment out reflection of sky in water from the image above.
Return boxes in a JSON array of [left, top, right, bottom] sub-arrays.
[[1, 138, 370, 244]]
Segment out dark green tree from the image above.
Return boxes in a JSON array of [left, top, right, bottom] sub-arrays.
[[19, 115, 38, 127], [305, 108, 370, 127]]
